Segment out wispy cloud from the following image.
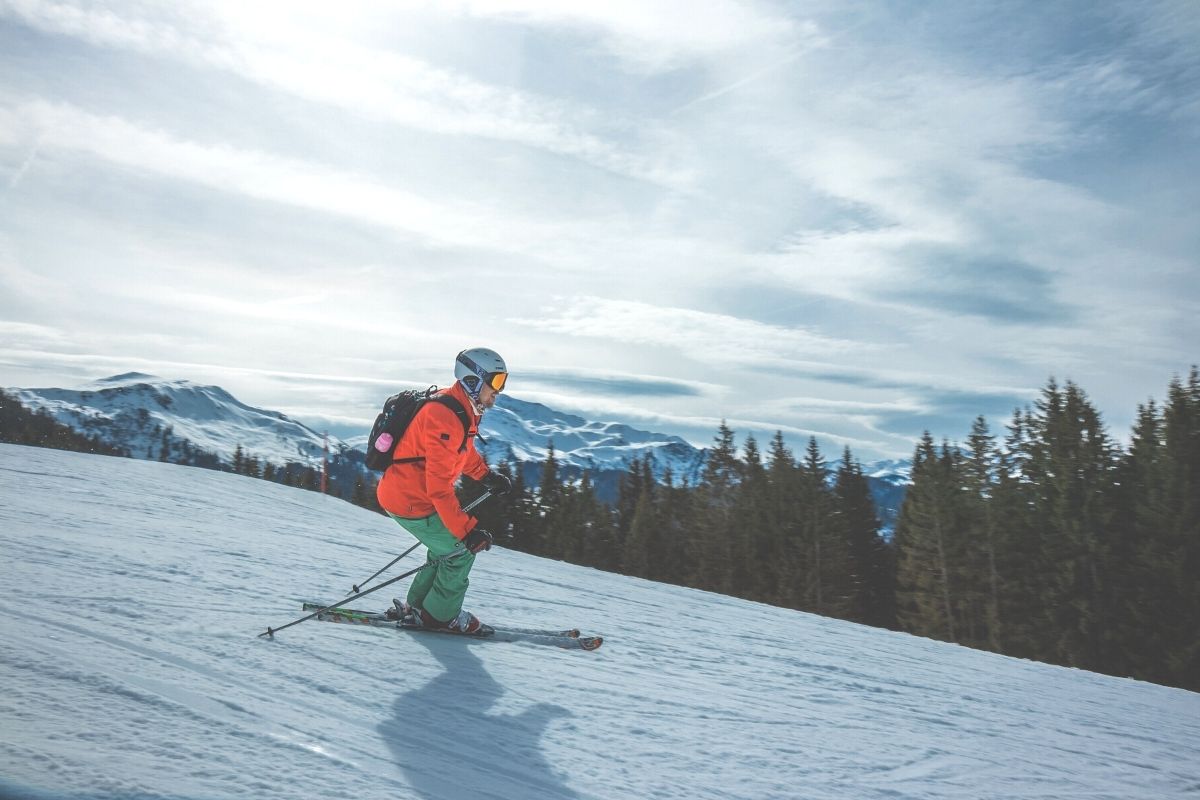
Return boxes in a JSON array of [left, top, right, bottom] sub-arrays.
[[452, 0, 808, 70], [511, 296, 865, 365], [0, 320, 68, 347], [880, 254, 1076, 325], [4, 134, 40, 189], [0, 98, 571, 254], [520, 366, 717, 398], [1, 0, 684, 185]]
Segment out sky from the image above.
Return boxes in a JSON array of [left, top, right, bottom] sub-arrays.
[[1, 0, 1198, 460]]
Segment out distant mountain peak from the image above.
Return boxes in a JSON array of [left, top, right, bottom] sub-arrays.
[[91, 372, 161, 386], [11, 375, 331, 470]]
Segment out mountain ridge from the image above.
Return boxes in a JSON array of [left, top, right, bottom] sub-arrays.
[[6, 373, 909, 525]]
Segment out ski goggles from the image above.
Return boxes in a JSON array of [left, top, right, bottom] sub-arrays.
[[485, 371, 508, 392]]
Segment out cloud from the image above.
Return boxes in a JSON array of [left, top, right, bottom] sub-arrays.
[[1108, 0, 1200, 122], [754, 357, 1035, 402], [451, 0, 808, 70], [0, 0, 684, 185], [0, 320, 69, 348], [520, 367, 714, 398], [879, 254, 1078, 325], [511, 296, 864, 366], [5, 134, 41, 189], [0, 98, 568, 254]]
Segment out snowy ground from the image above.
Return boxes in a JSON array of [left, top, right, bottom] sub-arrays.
[[1, 444, 1197, 800]]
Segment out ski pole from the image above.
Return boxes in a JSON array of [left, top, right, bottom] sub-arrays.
[[259, 549, 469, 639], [349, 541, 421, 595], [347, 490, 492, 594]]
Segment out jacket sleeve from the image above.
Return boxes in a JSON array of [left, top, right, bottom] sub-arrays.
[[418, 403, 478, 538], [462, 444, 489, 483]]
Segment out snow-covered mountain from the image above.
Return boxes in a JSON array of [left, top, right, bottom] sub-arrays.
[[2, 444, 1196, 800], [6, 373, 909, 520], [9, 372, 340, 468], [479, 394, 707, 485], [7, 373, 705, 481]]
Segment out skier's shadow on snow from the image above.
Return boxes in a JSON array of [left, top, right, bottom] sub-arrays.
[[380, 635, 579, 800]]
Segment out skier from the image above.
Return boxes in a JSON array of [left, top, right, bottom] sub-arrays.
[[376, 347, 512, 634]]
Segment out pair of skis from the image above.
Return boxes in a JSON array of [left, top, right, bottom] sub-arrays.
[[301, 602, 603, 651]]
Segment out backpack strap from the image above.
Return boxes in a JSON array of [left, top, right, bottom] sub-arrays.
[[392, 393, 473, 464]]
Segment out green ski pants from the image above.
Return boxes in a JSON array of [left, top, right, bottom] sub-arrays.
[[388, 512, 475, 623]]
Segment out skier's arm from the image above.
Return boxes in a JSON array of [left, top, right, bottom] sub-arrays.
[[419, 405, 478, 538], [463, 445, 488, 483]]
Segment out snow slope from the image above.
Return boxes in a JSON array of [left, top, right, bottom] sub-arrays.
[[1, 444, 1196, 800]]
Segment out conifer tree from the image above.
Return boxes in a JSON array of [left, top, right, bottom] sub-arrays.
[[623, 485, 660, 579], [555, 479, 583, 563], [795, 437, 849, 617], [895, 434, 967, 641], [351, 474, 373, 509], [653, 466, 689, 585], [556, 473, 604, 565], [764, 431, 799, 606], [691, 421, 741, 593], [574, 471, 615, 568], [961, 416, 1002, 650], [1109, 398, 1168, 678], [835, 447, 893, 628], [1153, 368, 1200, 688], [728, 434, 771, 599], [990, 408, 1045, 659], [494, 461, 539, 556], [533, 442, 561, 557], [1024, 380, 1117, 670], [610, 456, 649, 572], [159, 426, 173, 462]]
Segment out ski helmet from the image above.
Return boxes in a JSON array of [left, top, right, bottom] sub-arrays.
[[455, 347, 508, 401]]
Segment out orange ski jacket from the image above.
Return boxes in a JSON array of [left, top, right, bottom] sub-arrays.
[[375, 381, 489, 538]]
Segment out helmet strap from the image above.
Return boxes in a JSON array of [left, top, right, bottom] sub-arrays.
[[459, 376, 486, 414]]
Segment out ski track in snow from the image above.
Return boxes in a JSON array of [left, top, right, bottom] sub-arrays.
[[1, 444, 1198, 800]]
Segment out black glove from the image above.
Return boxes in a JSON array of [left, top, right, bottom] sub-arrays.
[[481, 471, 512, 496], [463, 527, 493, 554]]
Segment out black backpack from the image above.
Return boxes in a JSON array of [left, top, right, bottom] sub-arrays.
[[364, 386, 471, 471]]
